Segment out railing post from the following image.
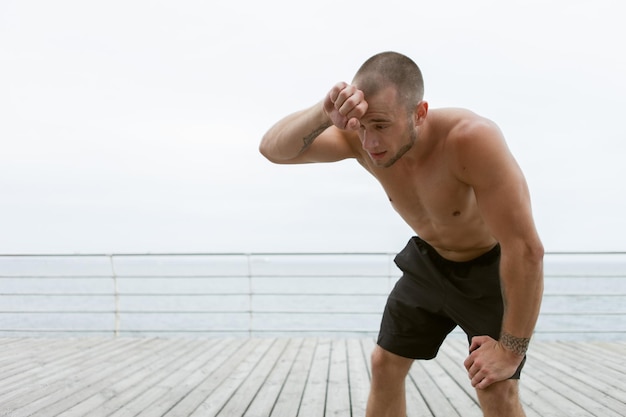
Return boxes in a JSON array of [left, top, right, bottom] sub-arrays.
[[109, 255, 120, 337], [247, 254, 253, 337]]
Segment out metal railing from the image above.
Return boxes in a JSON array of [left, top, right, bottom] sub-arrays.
[[0, 252, 625, 340]]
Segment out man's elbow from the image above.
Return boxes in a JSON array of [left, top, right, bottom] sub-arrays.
[[258, 135, 283, 164], [259, 133, 305, 164], [504, 237, 544, 265], [526, 239, 545, 264], [522, 239, 544, 290], [258, 137, 272, 160]]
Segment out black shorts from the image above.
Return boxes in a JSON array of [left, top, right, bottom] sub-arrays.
[[377, 236, 526, 379]]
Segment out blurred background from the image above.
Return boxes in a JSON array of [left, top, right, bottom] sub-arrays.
[[1, 0, 625, 254]]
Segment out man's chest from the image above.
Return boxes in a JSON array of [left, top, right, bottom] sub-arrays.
[[377, 168, 478, 227]]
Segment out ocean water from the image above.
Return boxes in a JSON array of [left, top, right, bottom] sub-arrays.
[[0, 252, 625, 341]]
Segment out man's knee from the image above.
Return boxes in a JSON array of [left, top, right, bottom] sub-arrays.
[[370, 345, 413, 382], [476, 380, 524, 416], [477, 378, 519, 398]]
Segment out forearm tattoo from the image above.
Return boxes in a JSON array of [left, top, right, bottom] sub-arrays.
[[301, 122, 331, 151], [500, 332, 530, 356]]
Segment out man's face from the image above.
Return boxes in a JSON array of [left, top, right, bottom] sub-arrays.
[[356, 86, 417, 168]]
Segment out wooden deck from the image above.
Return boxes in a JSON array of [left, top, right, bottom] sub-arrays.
[[0, 338, 624, 417]]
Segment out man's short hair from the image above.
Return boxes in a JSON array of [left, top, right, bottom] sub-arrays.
[[353, 51, 425, 112]]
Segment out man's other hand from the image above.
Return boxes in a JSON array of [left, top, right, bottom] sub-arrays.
[[463, 335, 524, 389]]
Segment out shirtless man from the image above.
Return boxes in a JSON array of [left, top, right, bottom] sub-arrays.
[[259, 51, 544, 417]]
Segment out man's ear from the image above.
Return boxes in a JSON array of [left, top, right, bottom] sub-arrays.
[[415, 100, 428, 125]]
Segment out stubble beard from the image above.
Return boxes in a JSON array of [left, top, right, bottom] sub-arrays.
[[381, 124, 418, 168]]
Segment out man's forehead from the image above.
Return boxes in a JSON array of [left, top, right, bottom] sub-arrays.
[[361, 86, 400, 120], [361, 109, 394, 124], [353, 77, 396, 99]]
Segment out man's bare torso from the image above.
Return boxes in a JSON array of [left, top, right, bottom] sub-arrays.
[[353, 108, 498, 261]]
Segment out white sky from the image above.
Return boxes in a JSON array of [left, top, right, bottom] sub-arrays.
[[1, 0, 625, 254]]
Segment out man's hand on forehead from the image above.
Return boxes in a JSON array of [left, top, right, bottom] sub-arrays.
[[323, 82, 368, 131]]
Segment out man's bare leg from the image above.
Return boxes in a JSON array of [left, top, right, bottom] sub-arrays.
[[366, 345, 414, 417], [476, 379, 526, 417]]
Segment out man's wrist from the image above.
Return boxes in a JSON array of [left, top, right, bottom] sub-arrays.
[[320, 99, 334, 125], [500, 332, 530, 356]]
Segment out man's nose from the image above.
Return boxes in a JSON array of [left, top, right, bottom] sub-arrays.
[[360, 130, 379, 150]]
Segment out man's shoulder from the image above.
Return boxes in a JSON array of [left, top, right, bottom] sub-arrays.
[[429, 108, 503, 156], [432, 108, 498, 139], [430, 108, 509, 180]]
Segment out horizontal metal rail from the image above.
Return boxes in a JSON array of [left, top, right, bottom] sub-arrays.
[[1, 251, 625, 256], [1, 252, 625, 339]]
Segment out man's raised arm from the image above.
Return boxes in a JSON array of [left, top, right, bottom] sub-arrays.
[[259, 82, 368, 164]]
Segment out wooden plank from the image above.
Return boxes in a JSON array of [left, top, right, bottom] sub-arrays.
[[0, 338, 66, 373], [571, 341, 625, 366], [404, 377, 435, 417], [0, 338, 624, 417], [163, 338, 264, 416], [297, 338, 330, 417], [60, 339, 219, 417], [104, 339, 228, 417], [158, 338, 251, 416], [0, 338, 115, 399], [0, 339, 66, 397], [536, 341, 626, 405], [346, 338, 370, 416], [510, 341, 595, 416], [360, 338, 375, 373], [242, 338, 302, 417], [533, 342, 623, 391], [0, 338, 21, 348], [593, 342, 626, 360], [131, 338, 239, 417], [187, 338, 274, 417], [51, 339, 182, 416], [4, 338, 151, 416], [325, 339, 351, 417], [525, 359, 624, 417], [217, 338, 290, 417], [528, 343, 626, 416], [409, 360, 461, 417], [270, 338, 317, 417], [134, 338, 247, 417], [523, 371, 588, 416], [43, 338, 163, 415], [16, 341, 174, 416]]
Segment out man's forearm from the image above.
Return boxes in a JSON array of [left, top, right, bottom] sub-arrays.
[[259, 101, 330, 162], [499, 249, 544, 355]]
